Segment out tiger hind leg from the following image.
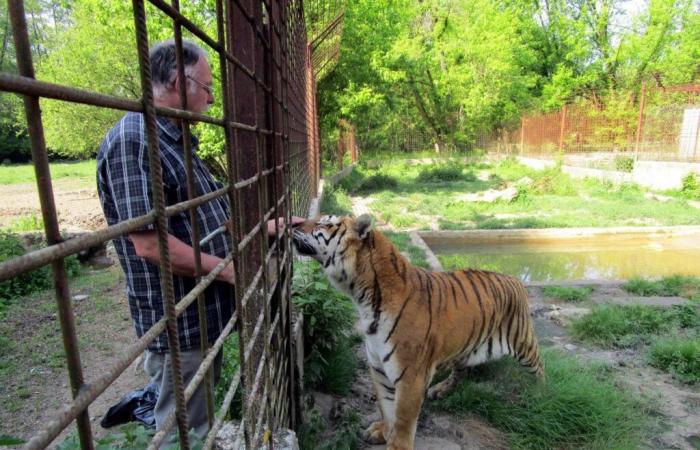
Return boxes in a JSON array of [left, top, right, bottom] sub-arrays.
[[426, 364, 468, 400], [514, 321, 545, 381]]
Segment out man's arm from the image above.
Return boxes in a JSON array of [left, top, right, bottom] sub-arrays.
[[129, 231, 236, 284]]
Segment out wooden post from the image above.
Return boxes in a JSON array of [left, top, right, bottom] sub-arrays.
[[558, 104, 567, 153], [634, 81, 647, 160]]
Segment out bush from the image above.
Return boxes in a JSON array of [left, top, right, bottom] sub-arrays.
[[292, 261, 358, 394], [416, 163, 474, 183], [0, 233, 80, 317], [614, 155, 634, 172], [434, 350, 649, 450], [621, 275, 697, 297], [649, 337, 700, 384], [680, 172, 700, 200], [357, 173, 398, 193], [542, 285, 593, 302], [571, 304, 699, 348]]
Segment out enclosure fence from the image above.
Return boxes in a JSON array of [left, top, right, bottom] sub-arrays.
[[480, 83, 700, 166], [0, 0, 323, 448]]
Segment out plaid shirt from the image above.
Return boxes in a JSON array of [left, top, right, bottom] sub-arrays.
[[97, 112, 234, 353]]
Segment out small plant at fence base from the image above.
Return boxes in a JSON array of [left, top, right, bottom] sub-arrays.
[[681, 172, 700, 200], [614, 155, 634, 172], [292, 260, 358, 395], [542, 285, 593, 302]]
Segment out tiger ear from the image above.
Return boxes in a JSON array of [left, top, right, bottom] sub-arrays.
[[354, 214, 373, 240]]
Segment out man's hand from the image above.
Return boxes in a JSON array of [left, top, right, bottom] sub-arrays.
[[224, 216, 306, 236]]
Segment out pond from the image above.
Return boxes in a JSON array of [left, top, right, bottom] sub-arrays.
[[423, 230, 700, 282]]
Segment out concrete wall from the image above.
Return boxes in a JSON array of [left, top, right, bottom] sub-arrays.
[[515, 156, 700, 191], [632, 161, 700, 190]]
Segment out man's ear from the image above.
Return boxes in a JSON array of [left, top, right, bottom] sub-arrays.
[[354, 214, 373, 240]]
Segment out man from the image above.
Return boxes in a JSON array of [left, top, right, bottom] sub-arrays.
[[97, 39, 297, 442]]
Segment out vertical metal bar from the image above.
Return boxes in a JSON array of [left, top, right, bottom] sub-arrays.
[[170, 0, 215, 428], [558, 104, 567, 153], [131, 1, 190, 447], [634, 81, 647, 161], [520, 117, 524, 155], [7, 2, 94, 448]]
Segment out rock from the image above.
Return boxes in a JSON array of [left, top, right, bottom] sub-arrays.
[[515, 176, 533, 186], [457, 186, 518, 203], [72, 294, 89, 302], [366, 437, 460, 450], [216, 422, 299, 450], [564, 344, 578, 352]]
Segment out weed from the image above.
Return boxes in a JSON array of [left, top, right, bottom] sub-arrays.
[[298, 408, 362, 450], [649, 337, 700, 384], [680, 172, 700, 200], [2, 215, 44, 232], [57, 423, 156, 450], [416, 163, 474, 183], [292, 261, 358, 394], [434, 349, 649, 450], [621, 275, 700, 297], [571, 304, 699, 348], [614, 155, 634, 172], [542, 285, 593, 302], [216, 333, 243, 419]]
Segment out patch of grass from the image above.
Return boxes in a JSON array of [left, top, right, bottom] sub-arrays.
[[434, 349, 649, 450], [383, 231, 430, 269], [0, 160, 96, 185], [298, 408, 362, 450], [292, 260, 358, 394], [2, 215, 44, 232], [614, 155, 634, 172], [680, 172, 700, 200], [542, 285, 593, 302], [622, 275, 700, 298], [649, 336, 700, 384], [571, 304, 700, 348], [321, 186, 353, 216], [356, 173, 398, 193], [416, 163, 475, 183]]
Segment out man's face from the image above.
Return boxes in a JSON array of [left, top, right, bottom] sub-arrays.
[[184, 57, 214, 114]]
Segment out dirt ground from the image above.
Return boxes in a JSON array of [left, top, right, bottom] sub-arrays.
[[311, 285, 700, 450], [0, 180, 105, 231], [0, 266, 147, 448]]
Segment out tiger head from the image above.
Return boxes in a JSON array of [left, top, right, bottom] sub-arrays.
[[291, 214, 374, 292]]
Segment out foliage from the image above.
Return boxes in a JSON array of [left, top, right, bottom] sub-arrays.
[[614, 155, 634, 172], [57, 423, 155, 450], [434, 350, 649, 450], [680, 172, 700, 200], [0, 232, 80, 317], [542, 285, 593, 302], [649, 337, 700, 384], [2, 214, 44, 232], [292, 260, 358, 394], [571, 304, 700, 348], [416, 164, 475, 183], [216, 333, 242, 420], [298, 408, 362, 450], [621, 275, 700, 297]]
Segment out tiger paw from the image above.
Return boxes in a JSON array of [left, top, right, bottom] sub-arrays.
[[362, 420, 387, 444], [427, 378, 455, 400]]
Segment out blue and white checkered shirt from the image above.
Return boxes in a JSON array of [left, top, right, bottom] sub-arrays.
[[97, 112, 234, 353]]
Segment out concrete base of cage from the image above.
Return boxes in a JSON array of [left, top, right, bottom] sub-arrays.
[[215, 422, 299, 449]]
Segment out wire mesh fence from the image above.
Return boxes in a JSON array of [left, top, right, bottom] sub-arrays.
[[0, 0, 321, 448], [481, 83, 700, 168]]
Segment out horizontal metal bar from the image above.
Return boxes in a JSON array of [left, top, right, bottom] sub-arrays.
[[199, 225, 227, 247], [233, 173, 259, 190], [148, 310, 239, 449]]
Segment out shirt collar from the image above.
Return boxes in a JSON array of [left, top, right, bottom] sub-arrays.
[[156, 115, 199, 147]]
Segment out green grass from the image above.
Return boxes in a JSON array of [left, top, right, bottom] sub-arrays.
[[321, 186, 353, 216], [0, 160, 96, 185], [649, 337, 700, 384], [335, 157, 700, 231], [2, 214, 44, 232], [542, 286, 593, 302], [571, 304, 699, 348], [383, 231, 430, 269], [433, 349, 650, 450], [298, 408, 362, 450], [622, 275, 700, 299]]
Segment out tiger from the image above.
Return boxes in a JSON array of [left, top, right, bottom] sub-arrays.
[[291, 214, 544, 450]]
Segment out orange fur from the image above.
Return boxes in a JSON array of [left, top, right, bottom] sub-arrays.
[[292, 215, 544, 450]]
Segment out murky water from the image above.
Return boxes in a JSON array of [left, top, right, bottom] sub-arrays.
[[425, 233, 700, 282]]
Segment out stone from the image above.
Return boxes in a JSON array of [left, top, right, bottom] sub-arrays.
[[216, 422, 299, 450], [72, 294, 89, 302], [564, 344, 578, 352]]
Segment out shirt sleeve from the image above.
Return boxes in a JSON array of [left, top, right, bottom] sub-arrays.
[[102, 136, 156, 230]]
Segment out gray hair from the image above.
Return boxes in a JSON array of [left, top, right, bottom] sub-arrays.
[[149, 39, 207, 97]]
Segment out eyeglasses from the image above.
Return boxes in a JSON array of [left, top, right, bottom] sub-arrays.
[[186, 75, 213, 96]]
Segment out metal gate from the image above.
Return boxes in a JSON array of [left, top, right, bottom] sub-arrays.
[[0, 0, 319, 448]]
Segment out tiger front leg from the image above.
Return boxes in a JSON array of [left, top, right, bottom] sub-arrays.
[[385, 372, 427, 450], [363, 367, 388, 444]]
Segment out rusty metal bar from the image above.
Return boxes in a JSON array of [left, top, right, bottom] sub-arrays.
[[8, 2, 95, 448], [132, 1, 190, 447]]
